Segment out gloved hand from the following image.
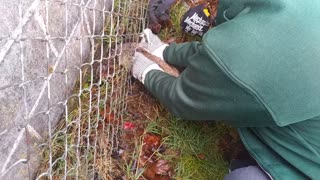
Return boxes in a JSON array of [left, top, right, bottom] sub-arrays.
[[181, 4, 216, 36], [131, 51, 163, 83], [131, 29, 166, 83], [140, 29, 168, 60]]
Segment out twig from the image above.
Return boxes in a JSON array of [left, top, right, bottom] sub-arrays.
[[136, 47, 180, 77]]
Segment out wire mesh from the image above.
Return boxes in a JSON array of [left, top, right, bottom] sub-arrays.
[[0, 0, 147, 179]]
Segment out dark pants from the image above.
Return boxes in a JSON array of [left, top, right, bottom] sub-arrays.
[[224, 165, 271, 180]]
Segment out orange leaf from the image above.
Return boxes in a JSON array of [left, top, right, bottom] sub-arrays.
[[143, 159, 172, 180], [142, 133, 162, 157], [196, 153, 206, 160]]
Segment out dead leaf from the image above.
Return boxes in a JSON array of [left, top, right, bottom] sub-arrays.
[[123, 121, 135, 130], [143, 159, 172, 180], [142, 133, 162, 158], [196, 153, 206, 160]]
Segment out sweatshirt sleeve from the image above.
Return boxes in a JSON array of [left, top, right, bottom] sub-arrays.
[[145, 43, 276, 127], [163, 41, 202, 68]]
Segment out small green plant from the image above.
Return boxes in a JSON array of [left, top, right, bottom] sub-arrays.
[[146, 115, 228, 180], [121, 140, 146, 180]]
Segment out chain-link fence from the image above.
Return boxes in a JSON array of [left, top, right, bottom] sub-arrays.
[[0, 0, 147, 179]]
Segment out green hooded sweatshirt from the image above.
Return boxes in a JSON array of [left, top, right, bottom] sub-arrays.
[[144, 0, 320, 179]]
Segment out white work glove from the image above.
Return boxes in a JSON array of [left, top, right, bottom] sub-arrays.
[[131, 29, 168, 84], [140, 29, 169, 60], [131, 52, 163, 83]]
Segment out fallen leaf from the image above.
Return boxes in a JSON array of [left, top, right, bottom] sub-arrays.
[[196, 153, 206, 160], [143, 159, 172, 180], [123, 121, 135, 130], [142, 133, 162, 157]]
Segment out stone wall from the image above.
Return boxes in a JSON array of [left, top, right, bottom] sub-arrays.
[[0, 0, 112, 179]]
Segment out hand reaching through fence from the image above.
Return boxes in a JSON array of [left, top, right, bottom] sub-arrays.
[[131, 28, 180, 83], [136, 47, 179, 77]]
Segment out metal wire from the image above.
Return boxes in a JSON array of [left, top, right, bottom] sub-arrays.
[[0, 0, 147, 179]]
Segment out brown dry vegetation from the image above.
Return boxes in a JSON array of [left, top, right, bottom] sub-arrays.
[[35, 0, 247, 179]]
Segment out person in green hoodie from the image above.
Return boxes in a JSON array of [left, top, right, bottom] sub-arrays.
[[131, 0, 320, 179]]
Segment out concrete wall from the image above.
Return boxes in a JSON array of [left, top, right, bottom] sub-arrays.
[[0, 0, 112, 179]]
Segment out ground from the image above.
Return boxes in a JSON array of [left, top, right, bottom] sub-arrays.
[[117, 78, 250, 179], [115, 0, 247, 178], [36, 0, 248, 179], [118, 81, 229, 179]]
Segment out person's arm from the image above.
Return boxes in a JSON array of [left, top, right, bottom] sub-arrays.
[[145, 43, 276, 127], [163, 41, 202, 68]]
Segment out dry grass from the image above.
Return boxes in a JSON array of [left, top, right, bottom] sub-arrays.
[[36, 0, 232, 179], [36, 55, 129, 179], [36, 0, 146, 178]]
